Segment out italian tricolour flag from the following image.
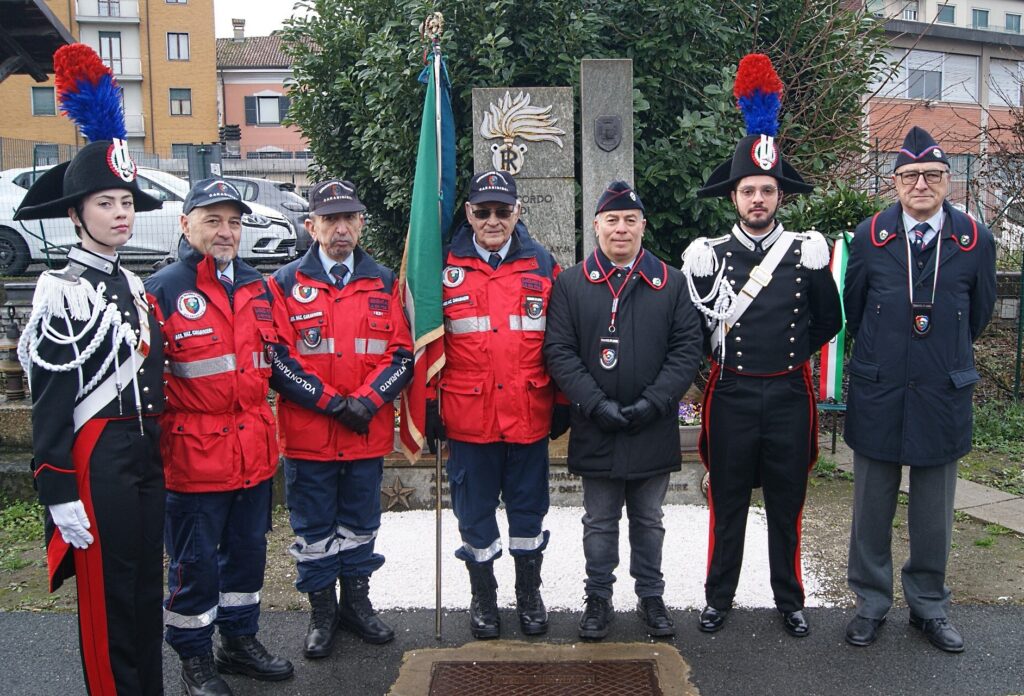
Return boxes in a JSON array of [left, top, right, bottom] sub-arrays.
[[818, 233, 850, 401]]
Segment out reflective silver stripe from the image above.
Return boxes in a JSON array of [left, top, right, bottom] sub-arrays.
[[508, 315, 547, 332], [354, 338, 388, 355], [462, 538, 502, 563], [445, 316, 492, 334], [509, 532, 546, 552], [296, 337, 336, 356], [164, 605, 217, 629], [252, 352, 270, 369], [336, 524, 378, 552], [167, 354, 237, 379], [288, 535, 342, 562], [220, 591, 260, 607]]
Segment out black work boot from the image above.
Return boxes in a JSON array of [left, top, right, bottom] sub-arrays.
[[466, 560, 500, 639], [338, 575, 395, 644], [181, 653, 233, 696], [214, 635, 294, 681], [304, 586, 339, 658], [578, 594, 613, 640], [513, 552, 549, 635]]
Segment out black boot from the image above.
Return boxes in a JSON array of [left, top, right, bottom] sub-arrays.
[[304, 586, 339, 658], [466, 560, 500, 639], [338, 575, 395, 644], [181, 653, 233, 696], [214, 635, 294, 682], [514, 552, 548, 635]]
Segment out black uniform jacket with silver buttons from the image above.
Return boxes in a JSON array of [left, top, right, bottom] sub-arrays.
[[30, 246, 165, 506], [690, 225, 842, 375]]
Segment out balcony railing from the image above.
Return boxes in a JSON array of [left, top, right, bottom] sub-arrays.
[[75, 0, 140, 21], [101, 57, 142, 78]]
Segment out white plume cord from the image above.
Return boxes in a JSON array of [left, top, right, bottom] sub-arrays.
[[685, 263, 737, 381]]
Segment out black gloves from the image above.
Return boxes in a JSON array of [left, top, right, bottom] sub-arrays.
[[425, 399, 446, 454], [335, 396, 373, 435], [549, 404, 571, 440], [590, 399, 630, 432], [621, 397, 659, 434]]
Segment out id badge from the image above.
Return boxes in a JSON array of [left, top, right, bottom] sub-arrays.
[[599, 337, 619, 370], [911, 302, 932, 339]]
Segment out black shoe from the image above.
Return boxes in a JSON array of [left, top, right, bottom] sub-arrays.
[[637, 596, 675, 637], [578, 595, 613, 640], [780, 609, 810, 638], [698, 605, 729, 633], [214, 635, 294, 682], [909, 614, 965, 653], [304, 586, 339, 658], [338, 575, 395, 644], [514, 552, 549, 635], [466, 561, 500, 639], [845, 615, 885, 647], [181, 653, 233, 696]]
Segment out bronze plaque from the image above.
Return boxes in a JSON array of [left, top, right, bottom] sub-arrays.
[[428, 659, 662, 695], [595, 115, 622, 152]]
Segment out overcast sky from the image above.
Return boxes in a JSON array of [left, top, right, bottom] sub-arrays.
[[214, 0, 310, 37]]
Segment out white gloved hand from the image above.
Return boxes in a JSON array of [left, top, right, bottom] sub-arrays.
[[48, 500, 94, 549]]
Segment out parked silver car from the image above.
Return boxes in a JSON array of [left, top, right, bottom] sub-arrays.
[[223, 176, 312, 253], [0, 166, 298, 275]]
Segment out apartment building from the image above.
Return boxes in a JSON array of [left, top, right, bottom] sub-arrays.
[[0, 0, 218, 162], [865, 0, 1024, 209]]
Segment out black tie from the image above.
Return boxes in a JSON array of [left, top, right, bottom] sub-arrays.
[[912, 222, 929, 250], [330, 263, 349, 288], [219, 275, 234, 307], [488, 253, 501, 270]]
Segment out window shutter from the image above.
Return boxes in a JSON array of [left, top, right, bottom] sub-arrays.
[[989, 59, 1020, 107], [943, 54, 978, 103], [244, 96, 257, 125]]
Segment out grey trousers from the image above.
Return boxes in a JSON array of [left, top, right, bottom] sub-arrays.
[[847, 452, 958, 620]]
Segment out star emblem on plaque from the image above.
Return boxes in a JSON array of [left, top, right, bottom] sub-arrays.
[[380, 476, 416, 511]]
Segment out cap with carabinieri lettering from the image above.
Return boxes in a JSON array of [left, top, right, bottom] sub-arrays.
[[467, 170, 518, 206], [308, 179, 366, 215], [182, 178, 252, 215]]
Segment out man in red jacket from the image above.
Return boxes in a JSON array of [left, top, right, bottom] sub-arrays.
[[425, 170, 566, 639], [269, 179, 413, 659], [147, 179, 344, 696]]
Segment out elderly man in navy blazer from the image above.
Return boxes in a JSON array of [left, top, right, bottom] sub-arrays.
[[843, 126, 996, 653]]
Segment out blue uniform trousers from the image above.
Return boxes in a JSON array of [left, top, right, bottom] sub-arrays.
[[447, 438, 550, 563], [284, 457, 385, 593], [163, 479, 272, 658]]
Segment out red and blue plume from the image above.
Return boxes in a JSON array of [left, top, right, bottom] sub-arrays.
[[733, 53, 783, 138], [53, 43, 126, 142]]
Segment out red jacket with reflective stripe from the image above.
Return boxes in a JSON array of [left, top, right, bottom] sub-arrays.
[[440, 223, 560, 444], [269, 246, 414, 461], [146, 245, 340, 492]]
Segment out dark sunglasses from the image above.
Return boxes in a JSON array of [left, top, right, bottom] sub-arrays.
[[470, 208, 515, 220]]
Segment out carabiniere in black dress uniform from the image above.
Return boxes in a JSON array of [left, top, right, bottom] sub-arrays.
[[15, 136, 167, 696]]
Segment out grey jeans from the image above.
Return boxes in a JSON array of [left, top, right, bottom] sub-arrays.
[[581, 473, 671, 600]]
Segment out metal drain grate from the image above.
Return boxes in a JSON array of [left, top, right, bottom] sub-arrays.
[[428, 659, 663, 695]]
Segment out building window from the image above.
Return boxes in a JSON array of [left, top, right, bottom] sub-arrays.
[[902, 1, 918, 21], [936, 4, 955, 23], [31, 86, 55, 116], [1007, 13, 1022, 33], [98, 0, 121, 17], [169, 88, 192, 116], [244, 95, 290, 125], [171, 143, 190, 158], [865, 0, 885, 15], [972, 8, 989, 29], [908, 68, 942, 100], [166, 0, 186, 3], [167, 33, 190, 60], [98, 31, 122, 74]]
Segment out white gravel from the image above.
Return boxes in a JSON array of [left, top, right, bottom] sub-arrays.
[[371, 504, 831, 611]]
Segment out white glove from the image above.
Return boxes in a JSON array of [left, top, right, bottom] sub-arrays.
[[48, 500, 94, 549]]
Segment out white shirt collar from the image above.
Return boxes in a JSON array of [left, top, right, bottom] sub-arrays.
[[901, 209, 945, 239], [217, 263, 234, 283], [319, 245, 354, 279], [473, 235, 512, 263]]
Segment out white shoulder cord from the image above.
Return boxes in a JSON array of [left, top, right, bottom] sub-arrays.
[[684, 257, 737, 371]]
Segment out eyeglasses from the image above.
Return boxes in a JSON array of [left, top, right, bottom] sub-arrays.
[[736, 185, 779, 198], [895, 169, 947, 185], [470, 207, 515, 220]]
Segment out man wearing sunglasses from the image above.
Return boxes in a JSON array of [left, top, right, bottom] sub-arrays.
[[425, 170, 564, 639], [843, 126, 996, 653]]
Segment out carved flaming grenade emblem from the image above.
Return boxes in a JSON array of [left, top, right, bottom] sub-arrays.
[[480, 91, 566, 175]]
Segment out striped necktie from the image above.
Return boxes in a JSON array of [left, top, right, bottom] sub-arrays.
[[219, 274, 234, 306], [488, 253, 501, 270], [330, 263, 349, 288], [912, 222, 929, 250]]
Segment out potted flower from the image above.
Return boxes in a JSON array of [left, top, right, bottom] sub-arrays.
[[678, 400, 702, 452]]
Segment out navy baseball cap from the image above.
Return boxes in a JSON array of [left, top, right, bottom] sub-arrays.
[[183, 178, 252, 215], [308, 179, 366, 215], [467, 170, 518, 206]]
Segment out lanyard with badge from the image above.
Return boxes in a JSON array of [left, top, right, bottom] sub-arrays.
[[904, 227, 941, 339], [595, 249, 643, 369]]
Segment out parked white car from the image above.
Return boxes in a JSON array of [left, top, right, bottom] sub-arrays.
[[0, 166, 297, 275]]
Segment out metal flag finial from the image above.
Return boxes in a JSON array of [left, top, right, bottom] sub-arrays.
[[420, 12, 444, 44]]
